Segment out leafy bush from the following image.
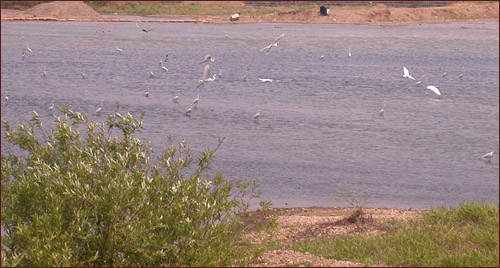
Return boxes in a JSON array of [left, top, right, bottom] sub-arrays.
[[1, 106, 267, 266]]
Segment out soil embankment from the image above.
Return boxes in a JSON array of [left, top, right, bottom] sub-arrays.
[[1, 1, 498, 24]]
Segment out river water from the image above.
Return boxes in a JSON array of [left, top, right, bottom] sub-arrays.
[[1, 21, 498, 209]]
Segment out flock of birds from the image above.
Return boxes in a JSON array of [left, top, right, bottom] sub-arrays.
[[4, 25, 496, 164]]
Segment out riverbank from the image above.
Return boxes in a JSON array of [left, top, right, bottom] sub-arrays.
[[1, 1, 498, 24]]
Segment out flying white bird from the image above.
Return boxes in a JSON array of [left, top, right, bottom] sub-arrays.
[[135, 22, 140, 28], [253, 110, 261, 122], [22, 48, 25, 60], [159, 61, 168, 72], [348, 47, 352, 57], [224, 32, 229, 38], [258, 78, 274, 83], [242, 74, 247, 81], [115, 44, 123, 52], [218, 70, 222, 79], [415, 81, 422, 87], [482, 151, 494, 163], [197, 64, 216, 88], [26, 44, 32, 52], [426, 85, 441, 96], [82, 68, 87, 79], [95, 101, 104, 116], [145, 88, 149, 98], [42, 66, 47, 77], [403, 67, 416, 80], [260, 33, 285, 52], [149, 71, 154, 78], [199, 54, 215, 64], [459, 73, 463, 80], [319, 55, 325, 59], [441, 72, 447, 78], [4, 91, 8, 105]]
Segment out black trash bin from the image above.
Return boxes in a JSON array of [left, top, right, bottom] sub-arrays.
[[320, 6, 328, 16]]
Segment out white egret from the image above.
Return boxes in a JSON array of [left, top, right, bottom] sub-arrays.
[[459, 73, 463, 80], [441, 72, 447, 78], [4, 91, 8, 105], [149, 71, 154, 78], [173, 90, 180, 103], [319, 55, 325, 59], [258, 78, 274, 83], [426, 85, 441, 96], [145, 88, 150, 98], [242, 74, 247, 81], [26, 43, 32, 52], [159, 61, 168, 72], [197, 64, 216, 88], [415, 81, 422, 87], [260, 33, 285, 52], [135, 22, 140, 28], [403, 67, 416, 80], [192, 94, 200, 109], [253, 110, 261, 122], [482, 151, 494, 163], [95, 101, 104, 116], [115, 44, 123, 52], [348, 47, 352, 57], [48, 101, 54, 112], [199, 54, 215, 64]]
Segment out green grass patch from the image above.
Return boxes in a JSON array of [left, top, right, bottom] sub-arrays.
[[292, 202, 499, 267]]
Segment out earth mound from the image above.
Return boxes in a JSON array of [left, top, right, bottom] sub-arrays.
[[25, 1, 100, 19]]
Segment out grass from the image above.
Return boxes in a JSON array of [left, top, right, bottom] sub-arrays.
[[290, 202, 499, 267], [83, 1, 317, 16]]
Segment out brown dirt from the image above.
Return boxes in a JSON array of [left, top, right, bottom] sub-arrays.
[[1, 1, 498, 24], [244, 206, 421, 267]]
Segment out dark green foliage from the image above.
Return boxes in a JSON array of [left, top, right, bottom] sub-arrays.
[[1, 107, 266, 266], [0, 1, 49, 9]]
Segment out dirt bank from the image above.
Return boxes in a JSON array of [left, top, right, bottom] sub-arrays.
[[1, 1, 498, 24]]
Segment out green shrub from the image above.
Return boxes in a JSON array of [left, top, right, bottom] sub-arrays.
[[1, 106, 266, 266]]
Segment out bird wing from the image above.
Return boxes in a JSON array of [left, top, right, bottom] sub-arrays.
[[403, 67, 409, 77], [202, 64, 211, 80], [260, 44, 271, 52], [427, 86, 441, 96], [483, 152, 493, 158]]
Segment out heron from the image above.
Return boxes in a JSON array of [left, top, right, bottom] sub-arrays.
[[378, 100, 387, 117], [197, 64, 216, 88], [115, 44, 123, 52], [185, 105, 193, 116], [482, 151, 494, 163], [4, 91, 8, 105], [199, 54, 215, 64], [348, 47, 352, 57], [192, 94, 200, 109], [26, 43, 32, 52], [426, 85, 442, 96], [159, 61, 168, 72], [95, 101, 104, 116], [403, 67, 416, 80], [48, 101, 54, 112], [253, 110, 261, 122], [258, 78, 274, 83], [173, 90, 180, 103], [260, 33, 285, 52]]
